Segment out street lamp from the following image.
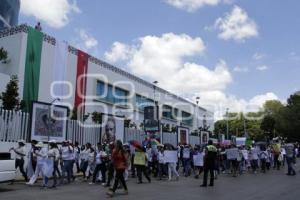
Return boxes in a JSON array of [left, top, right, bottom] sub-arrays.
[[226, 108, 229, 140], [195, 96, 200, 131], [48, 98, 61, 146]]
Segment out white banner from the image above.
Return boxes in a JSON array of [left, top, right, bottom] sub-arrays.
[[164, 150, 178, 163], [52, 40, 68, 98]]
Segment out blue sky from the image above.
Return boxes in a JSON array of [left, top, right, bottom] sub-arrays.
[[19, 0, 300, 116]]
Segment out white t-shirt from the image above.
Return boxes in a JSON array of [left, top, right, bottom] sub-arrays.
[[14, 146, 26, 160], [158, 152, 165, 164], [95, 151, 107, 164], [61, 146, 74, 160], [183, 148, 190, 159], [250, 148, 259, 160], [35, 148, 48, 164], [80, 149, 90, 161], [241, 149, 249, 160], [48, 148, 60, 161]]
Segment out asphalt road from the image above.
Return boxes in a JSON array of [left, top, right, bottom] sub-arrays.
[[0, 166, 299, 200]]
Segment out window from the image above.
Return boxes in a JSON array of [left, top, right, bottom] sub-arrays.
[[96, 81, 128, 105], [162, 105, 178, 120], [135, 94, 154, 111], [181, 111, 193, 126]]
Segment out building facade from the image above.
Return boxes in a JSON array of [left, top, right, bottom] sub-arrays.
[[0, 25, 214, 134], [0, 0, 20, 29]]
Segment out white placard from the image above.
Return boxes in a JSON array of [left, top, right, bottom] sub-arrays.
[[193, 153, 204, 167], [164, 150, 178, 163]]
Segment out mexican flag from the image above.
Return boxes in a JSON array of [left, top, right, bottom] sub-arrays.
[[23, 27, 43, 112]]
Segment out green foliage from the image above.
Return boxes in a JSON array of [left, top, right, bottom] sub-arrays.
[[91, 112, 102, 124], [0, 47, 8, 62], [276, 93, 300, 141], [0, 75, 20, 110], [71, 108, 78, 120]]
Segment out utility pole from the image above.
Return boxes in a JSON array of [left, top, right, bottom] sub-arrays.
[[226, 108, 229, 140]]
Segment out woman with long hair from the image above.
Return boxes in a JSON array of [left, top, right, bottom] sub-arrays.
[[106, 140, 129, 197]]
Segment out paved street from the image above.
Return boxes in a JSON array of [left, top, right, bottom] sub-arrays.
[[1, 167, 299, 200]]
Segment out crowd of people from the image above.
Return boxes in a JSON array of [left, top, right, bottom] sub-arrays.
[[9, 138, 299, 197]]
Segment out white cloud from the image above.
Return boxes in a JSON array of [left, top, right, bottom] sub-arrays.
[[253, 53, 265, 60], [105, 33, 279, 121], [71, 29, 99, 56], [256, 65, 268, 71], [165, 0, 220, 12], [195, 91, 279, 120], [78, 29, 98, 49], [104, 42, 133, 63], [214, 5, 258, 42], [233, 66, 249, 72], [20, 0, 80, 28]]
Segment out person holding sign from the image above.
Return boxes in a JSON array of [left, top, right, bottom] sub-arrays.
[[164, 146, 179, 181], [192, 146, 204, 179], [134, 148, 151, 184], [201, 140, 217, 187]]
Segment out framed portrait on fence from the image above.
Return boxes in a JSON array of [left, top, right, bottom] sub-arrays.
[[30, 101, 68, 142], [177, 126, 189, 145], [101, 113, 125, 144], [200, 131, 209, 144]]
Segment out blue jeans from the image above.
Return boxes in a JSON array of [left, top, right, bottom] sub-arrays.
[[286, 157, 296, 175], [183, 158, 191, 176], [61, 160, 72, 183]]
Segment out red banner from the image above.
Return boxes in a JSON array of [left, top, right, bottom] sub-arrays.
[[74, 50, 89, 113]]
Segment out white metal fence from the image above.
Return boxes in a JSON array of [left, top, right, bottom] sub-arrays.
[[0, 109, 203, 146], [0, 109, 29, 142]]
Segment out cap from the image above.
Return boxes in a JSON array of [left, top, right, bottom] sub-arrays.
[[36, 142, 44, 148], [18, 139, 26, 144], [49, 139, 57, 144]]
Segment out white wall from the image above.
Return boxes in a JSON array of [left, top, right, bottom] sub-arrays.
[[0, 25, 214, 132]]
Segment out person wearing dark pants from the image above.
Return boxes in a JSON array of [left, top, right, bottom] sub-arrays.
[[90, 145, 107, 185], [285, 143, 296, 176], [134, 148, 151, 184], [60, 141, 74, 184], [136, 165, 151, 183], [105, 162, 114, 187], [106, 140, 128, 197], [10, 140, 28, 182], [201, 140, 217, 187]]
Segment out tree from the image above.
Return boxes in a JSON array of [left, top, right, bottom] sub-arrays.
[[0, 75, 20, 110], [263, 100, 284, 115], [260, 115, 276, 139], [276, 93, 300, 141]]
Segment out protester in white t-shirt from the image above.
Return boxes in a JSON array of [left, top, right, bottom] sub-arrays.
[[27, 142, 48, 186], [10, 140, 28, 182]]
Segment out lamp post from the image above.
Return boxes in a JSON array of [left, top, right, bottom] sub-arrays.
[[48, 98, 60, 146], [152, 81, 159, 139], [226, 108, 229, 140], [195, 96, 200, 133]]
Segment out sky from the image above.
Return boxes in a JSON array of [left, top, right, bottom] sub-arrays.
[[18, 0, 300, 119]]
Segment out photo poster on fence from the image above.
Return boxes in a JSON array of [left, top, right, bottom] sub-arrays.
[[30, 101, 68, 142], [164, 150, 178, 163], [177, 126, 189, 145], [101, 113, 125, 144], [200, 131, 209, 144]]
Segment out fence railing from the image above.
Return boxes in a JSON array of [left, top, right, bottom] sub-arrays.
[[0, 109, 203, 146], [0, 109, 29, 142]]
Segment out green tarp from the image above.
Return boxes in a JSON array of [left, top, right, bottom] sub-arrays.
[[23, 27, 43, 112]]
